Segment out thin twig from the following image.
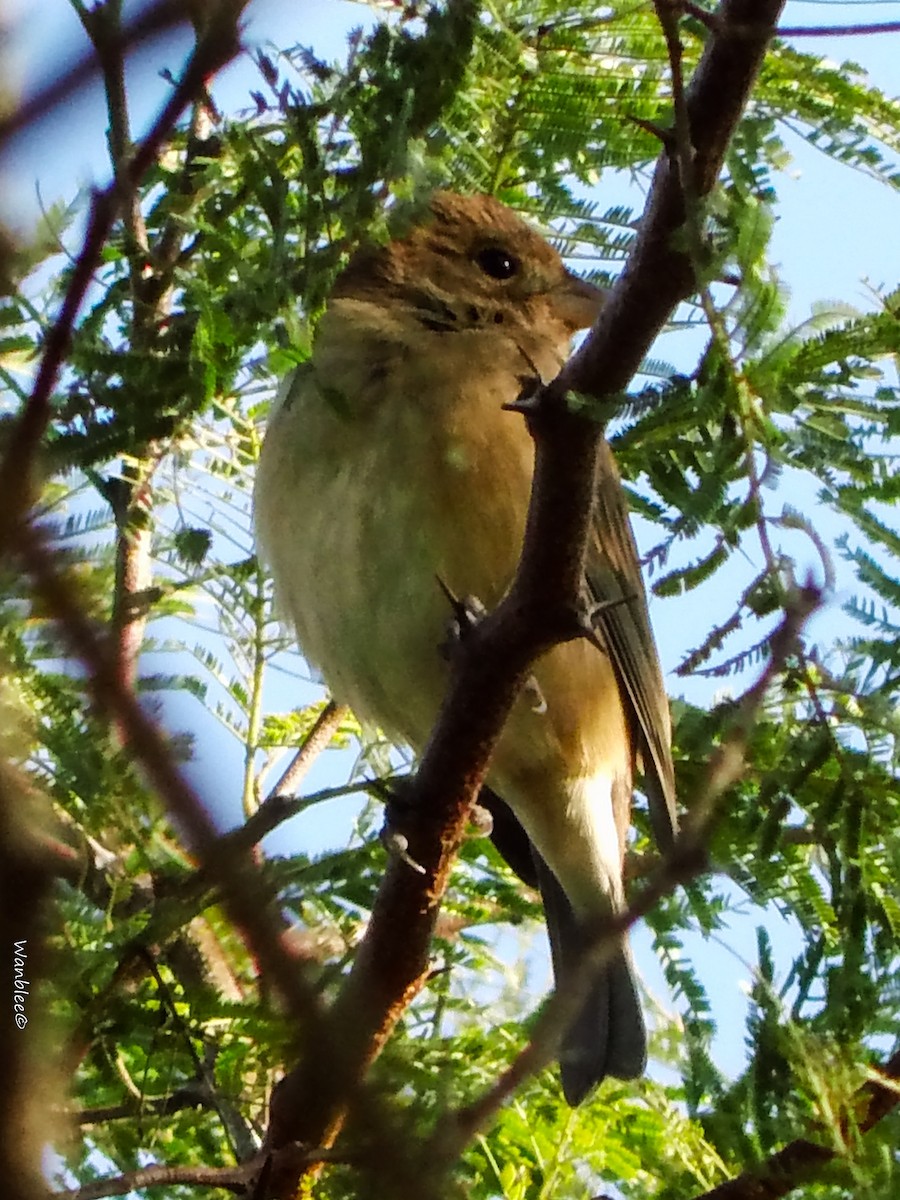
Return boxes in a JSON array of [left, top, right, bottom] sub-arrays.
[[0, 5, 245, 553], [265, 700, 351, 801], [691, 1049, 900, 1199], [681, 3, 900, 40], [0, 1, 187, 148], [432, 583, 820, 1156], [143, 955, 256, 1161], [219, 782, 372, 856], [778, 22, 900, 39]]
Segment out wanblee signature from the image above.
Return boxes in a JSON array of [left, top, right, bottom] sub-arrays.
[[13, 939, 28, 1029]]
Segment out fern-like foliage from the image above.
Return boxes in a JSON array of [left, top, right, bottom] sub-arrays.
[[3, 2, 900, 1198]]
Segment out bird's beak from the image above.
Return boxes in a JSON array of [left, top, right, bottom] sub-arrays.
[[554, 270, 605, 332]]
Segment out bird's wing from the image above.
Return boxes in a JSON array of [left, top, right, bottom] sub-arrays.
[[586, 439, 677, 850]]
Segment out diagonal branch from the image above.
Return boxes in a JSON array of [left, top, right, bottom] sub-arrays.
[[430, 581, 819, 1159], [260, 0, 788, 1194], [0, 1, 187, 147], [692, 1048, 900, 1199], [14, 521, 326, 1032], [264, 700, 351, 802], [0, 2, 247, 555]]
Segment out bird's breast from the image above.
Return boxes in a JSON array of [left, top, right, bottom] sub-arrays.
[[255, 323, 631, 874], [256, 333, 536, 742]]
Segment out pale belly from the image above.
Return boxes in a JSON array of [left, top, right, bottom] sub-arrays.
[[260, 373, 531, 743]]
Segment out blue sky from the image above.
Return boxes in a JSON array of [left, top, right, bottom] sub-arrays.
[[4, 0, 900, 1085]]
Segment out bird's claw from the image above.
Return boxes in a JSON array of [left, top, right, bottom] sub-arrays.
[[380, 827, 426, 875], [524, 675, 547, 714], [375, 778, 426, 874], [436, 576, 487, 660], [467, 802, 494, 838]]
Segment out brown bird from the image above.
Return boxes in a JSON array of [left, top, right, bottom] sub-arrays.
[[254, 192, 677, 1104]]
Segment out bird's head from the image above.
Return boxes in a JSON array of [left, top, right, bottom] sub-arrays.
[[331, 192, 603, 339]]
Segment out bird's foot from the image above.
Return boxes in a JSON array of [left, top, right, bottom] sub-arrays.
[[435, 576, 487, 660], [436, 576, 546, 713], [376, 775, 492, 870], [466, 801, 494, 839], [377, 778, 428, 874]]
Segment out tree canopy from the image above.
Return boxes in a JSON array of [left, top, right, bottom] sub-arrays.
[[1, 2, 899, 1199]]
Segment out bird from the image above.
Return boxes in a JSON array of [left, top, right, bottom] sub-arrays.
[[253, 191, 677, 1105]]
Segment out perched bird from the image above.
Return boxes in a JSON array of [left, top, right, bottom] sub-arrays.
[[254, 192, 677, 1105]]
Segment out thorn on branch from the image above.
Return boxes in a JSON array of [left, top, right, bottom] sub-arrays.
[[523, 675, 547, 714], [378, 777, 427, 874], [435, 576, 550, 711], [681, 0, 722, 33], [588, 593, 637, 624], [624, 114, 675, 150], [435, 575, 487, 655], [574, 593, 636, 659], [501, 373, 544, 416]]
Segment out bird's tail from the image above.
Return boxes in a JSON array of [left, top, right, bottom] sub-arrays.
[[535, 855, 647, 1105]]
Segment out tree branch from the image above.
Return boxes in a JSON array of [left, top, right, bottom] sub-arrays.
[[691, 1049, 900, 1199], [0, 0, 187, 147], [0, 2, 246, 555], [430, 581, 819, 1159], [778, 22, 900, 39], [265, 700, 351, 802], [54, 1157, 264, 1200], [259, 1, 788, 1194]]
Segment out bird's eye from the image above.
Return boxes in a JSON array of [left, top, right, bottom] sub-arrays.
[[474, 246, 520, 280]]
